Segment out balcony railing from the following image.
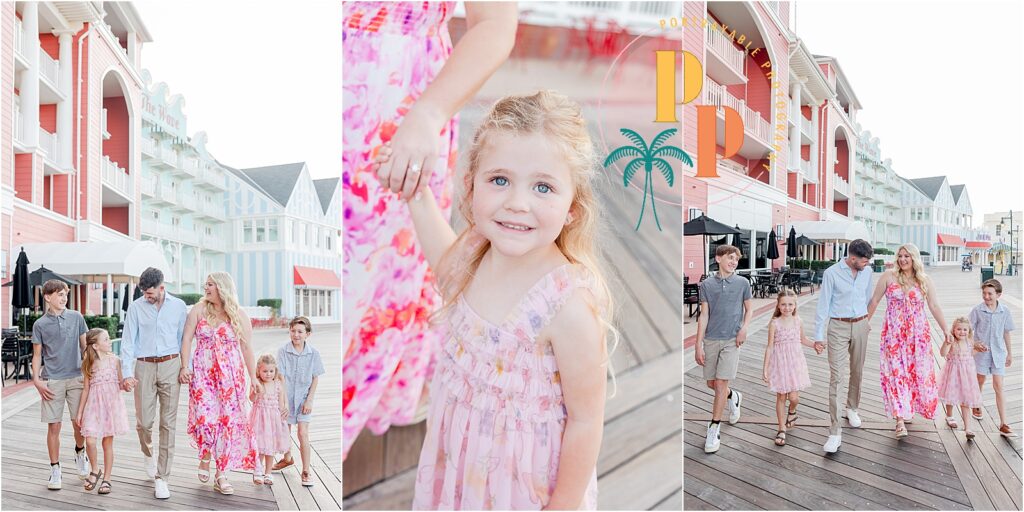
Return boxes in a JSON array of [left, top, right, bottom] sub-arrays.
[[39, 128, 58, 159], [702, 78, 772, 144], [101, 108, 110, 140], [197, 166, 226, 190], [175, 192, 196, 211], [38, 48, 59, 86], [141, 137, 157, 157], [102, 156, 132, 198], [14, 18, 24, 58], [199, 233, 227, 252], [800, 159, 815, 182], [833, 174, 850, 197], [178, 156, 200, 177], [800, 115, 812, 139], [13, 105, 24, 143], [160, 147, 178, 167], [705, 20, 745, 75]]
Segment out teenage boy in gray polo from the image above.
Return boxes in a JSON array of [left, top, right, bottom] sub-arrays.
[[695, 244, 752, 453], [31, 279, 90, 489]]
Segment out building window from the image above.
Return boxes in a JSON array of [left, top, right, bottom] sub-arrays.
[[292, 220, 300, 244], [295, 288, 302, 316], [268, 219, 278, 242], [326, 233, 332, 251], [244, 220, 253, 243], [314, 227, 320, 248], [256, 220, 266, 243]]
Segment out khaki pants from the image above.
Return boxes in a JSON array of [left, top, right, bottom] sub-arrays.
[[134, 358, 182, 481], [827, 318, 869, 435]]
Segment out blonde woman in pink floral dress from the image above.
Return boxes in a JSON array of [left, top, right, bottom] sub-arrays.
[[179, 272, 259, 495], [868, 243, 949, 439], [342, 1, 517, 459]]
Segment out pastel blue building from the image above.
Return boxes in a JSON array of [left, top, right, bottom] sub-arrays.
[[900, 176, 974, 266], [223, 162, 340, 323]]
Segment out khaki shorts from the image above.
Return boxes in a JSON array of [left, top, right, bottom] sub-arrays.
[[40, 376, 84, 424], [702, 338, 740, 381]]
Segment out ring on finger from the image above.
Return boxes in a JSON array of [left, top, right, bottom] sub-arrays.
[[409, 163, 421, 174]]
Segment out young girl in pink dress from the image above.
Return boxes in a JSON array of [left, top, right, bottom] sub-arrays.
[[762, 290, 821, 447], [76, 328, 129, 495], [938, 317, 984, 440], [374, 91, 616, 510], [249, 353, 291, 485]]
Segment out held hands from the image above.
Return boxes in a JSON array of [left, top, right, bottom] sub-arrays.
[[34, 380, 55, 401], [372, 108, 443, 201], [813, 341, 826, 355], [973, 342, 988, 353], [250, 380, 265, 397], [280, 407, 289, 421], [177, 367, 192, 385]]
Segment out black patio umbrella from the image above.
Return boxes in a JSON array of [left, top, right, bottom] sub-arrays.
[[28, 266, 82, 288], [122, 283, 132, 312], [766, 229, 780, 260], [729, 225, 744, 250], [684, 215, 741, 274], [11, 249, 31, 332], [796, 235, 818, 246], [133, 285, 143, 300], [786, 227, 799, 266]]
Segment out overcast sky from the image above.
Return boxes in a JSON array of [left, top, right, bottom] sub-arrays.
[[133, 1, 341, 180], [794, 1, 1023, 226]]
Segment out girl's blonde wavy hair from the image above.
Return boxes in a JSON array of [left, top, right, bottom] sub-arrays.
[[256, 353, 284, 383], [894, 243, 928, 296], [198, 272, 246, 340], [434, 90, 619, 387], [80, 328, 109, 378], [950, 316, 974, 344]]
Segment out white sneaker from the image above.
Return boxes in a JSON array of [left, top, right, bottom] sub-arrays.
[[704, 422, 722, 453], [47, 463, 62, 490], [75, 450, 90, 479], [144, 455, 158, 479], [728, 390, 742, 424], [823, 434, 842, 453], [154, 478, 170, 499], [846, 409, 862, 428]]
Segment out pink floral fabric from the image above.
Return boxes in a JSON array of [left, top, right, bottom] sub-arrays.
[[413, 264, 600, 511], [879, 283, 939, 420], [767, 319, 811, 394], [186, 318, 257, 471], [342, 1, 459, 459], [80, 355, 129, 438], [250, 380, 291, 456]]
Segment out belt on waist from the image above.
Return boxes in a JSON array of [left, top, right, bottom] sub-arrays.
[[137, 354, 179, 363], [831, 315, 867, 323]]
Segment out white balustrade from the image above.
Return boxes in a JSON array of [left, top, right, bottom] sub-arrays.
[[38, 127, 58, 159], [38, 48, 59, 85], [705, 19, 745, 73], [702, 78, 772, 144], [102, 156, 132, 197]]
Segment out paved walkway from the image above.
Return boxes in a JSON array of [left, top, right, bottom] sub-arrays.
[[684, 266, 1023, 510], [1, 324, 341, 511]]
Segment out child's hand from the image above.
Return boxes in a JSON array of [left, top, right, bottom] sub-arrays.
[[280, 407, 289, 421], [813, 341, 825, 355], [762, 370, 769, 384], [34, 380, 55, 401], [301, 400, 313, 415], [371, 142, 392, 177], [75, 411, 83, 427], [973, 342, 988, 353]]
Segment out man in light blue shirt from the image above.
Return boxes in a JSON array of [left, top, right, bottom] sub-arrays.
[[120, 268, 187, 500], [812, 239, 874, 453]]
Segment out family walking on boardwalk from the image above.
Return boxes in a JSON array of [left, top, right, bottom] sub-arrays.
[[30, 267, 324, 498], [695, 239, 1015, 454]]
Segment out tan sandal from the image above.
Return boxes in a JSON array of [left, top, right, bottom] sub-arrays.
[[198, 458, 211, 483], [895, 424, 909, 439], [214, 475, 234, 495]]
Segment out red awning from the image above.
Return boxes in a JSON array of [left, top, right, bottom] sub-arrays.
[[966, 241, 992, 249], [293, 266, 340, 288], [936, 234, 964, 246]]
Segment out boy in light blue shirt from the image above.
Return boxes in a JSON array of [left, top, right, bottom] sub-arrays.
[[969, 278, 1015, 436]]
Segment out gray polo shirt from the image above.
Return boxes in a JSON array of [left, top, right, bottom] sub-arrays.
[[698, 272, 752, 340], [31, 308, 88, 380]]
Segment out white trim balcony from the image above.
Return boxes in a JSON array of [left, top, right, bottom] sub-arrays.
[[702, 77, 773, 158], [833, 173, 850, 199], [13, 104, 25, 146], [171, 191, 196, 212], [173, 156, 200, 178], [38, 48, 59, 87], [800, 115, 813, 141], [199, 233, 227, 253], [101, 108, 110, 140], [195, 166, 227, 191], [160, 147, 178, 168], [705, 19, 746, 85], [14, 18, 25, 59], [101, 156, 132, 199], [800, 158, 816, 183], [140, 175, 157, 198], [140, 137, 158, 158]]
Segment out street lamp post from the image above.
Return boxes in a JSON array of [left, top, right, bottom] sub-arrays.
[[999, 212, 1017, 276]]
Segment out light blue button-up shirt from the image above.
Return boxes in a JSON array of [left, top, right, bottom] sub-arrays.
[[814, 259, 874, 341], [120, 293, 188, 379], [969, 302, 1015, 365]]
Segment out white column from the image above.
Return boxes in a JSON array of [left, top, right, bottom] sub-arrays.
[[789, 81, 802, 170], [56, 31, 74, 169], [20, 2, 40, 149], [106, 274, 114, 316]]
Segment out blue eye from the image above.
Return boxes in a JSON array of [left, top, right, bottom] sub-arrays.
[[535, 183, 552, 194], [491, 176, 508, 186]]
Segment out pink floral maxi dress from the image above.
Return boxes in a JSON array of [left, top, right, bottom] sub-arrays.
[[79, 356, 130, 438], [186, 318, 257, 471], [879, 283, 939, 420], [413, 265, 600, 510], [342, 1, 458, 459]]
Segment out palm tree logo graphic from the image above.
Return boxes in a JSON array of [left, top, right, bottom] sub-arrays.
[[604, 128, 691, 231]]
